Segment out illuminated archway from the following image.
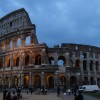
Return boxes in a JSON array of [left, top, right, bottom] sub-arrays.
[[46, 75, 54, 89], [24, 75, 29, 87], [34, 75, 41, 88]]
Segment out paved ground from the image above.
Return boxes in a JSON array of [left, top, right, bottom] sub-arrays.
[[63, 93, 100, 100], [0, 92, 100, 100]]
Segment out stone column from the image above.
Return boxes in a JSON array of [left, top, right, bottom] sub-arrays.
[[98, 56, 100, 72], [87, 61, 90, 84], [67, 75, 70, 88], [41, 72, 45, 87], [30, 30, 34, 44], [10, 54, 13, 69], [73, 60, 75, 67], [9, 73, 12, 88], [29, 72, 32, 86], [54, 57, 58, 65], [94, 77, 97, 85], [21, 35, 25, 46], [18, 72, 23, 87], [2, 75, 5, 88], [32, 75, 34, 88], [19, 51, 23, 69], [87, 53, 90, 82], [65, 53, 70, 67], [80, 60, 83, 75], [54, 75, 57, 89], [3, 56, 5, 70], [12, 37, 15, 48], [93, 61, 96, 75]]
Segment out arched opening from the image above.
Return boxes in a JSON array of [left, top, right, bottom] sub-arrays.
[[35, 55, 41, 65], [34, 75, 41, 88], [17, 38, 21, 47], [26, 36, 31, 45], [82, 53, 87, 59], [97, 78, 100, 88], [16, 57, 19, 66], [58, 56, 66, 66], [83, 77, 89, 85], [95, 61, 99, 71], [0, 77, 2, 88], [90, 77, 94, 85], [90, 60, 93, 71], [75, 59, 80, 68], [49, 57, 54, 65], [0, 57, 3, 68], [6, 56, 10, 68], [24, 75, 29, 88], [1, 42, 5, 51], [70, 76, 77, 88], [83, 60, 87, 71], [25, 55, 30, 66], [47, 76, 54, 89], [13, 56, 19, 67]]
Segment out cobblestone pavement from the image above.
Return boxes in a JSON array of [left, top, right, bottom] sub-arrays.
[[0, 92, 100, 100]]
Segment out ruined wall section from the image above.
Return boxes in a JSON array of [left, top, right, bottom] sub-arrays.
[[0, 8, 34, 36]]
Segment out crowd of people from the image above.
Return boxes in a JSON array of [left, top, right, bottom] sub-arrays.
[[57, 87, 84, 100], [3, 87, 21, 100], [3, 86, 84, 100]]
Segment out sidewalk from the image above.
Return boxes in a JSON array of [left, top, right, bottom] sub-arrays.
[[21, 92, 63, 100], [0, 92, 100, 100], [62, 93, 100, 100]]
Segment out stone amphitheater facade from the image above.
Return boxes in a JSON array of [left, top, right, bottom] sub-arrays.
[[0, 8, 100, 89]]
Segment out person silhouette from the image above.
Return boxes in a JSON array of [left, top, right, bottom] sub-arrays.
[[77, 92, 84, 100], [57, 87, 60, 97]]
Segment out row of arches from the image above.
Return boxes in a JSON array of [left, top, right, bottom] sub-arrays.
[[0, 74, 100, 88], [83, 60, 99, 71], [1, 35, 31, 51], [0, 55, 69, 68], [0, 54, 99, 71]]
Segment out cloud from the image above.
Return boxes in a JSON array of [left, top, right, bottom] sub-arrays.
[[1, 0, 100, 47]]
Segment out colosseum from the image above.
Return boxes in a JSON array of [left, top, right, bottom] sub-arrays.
[[0, 8, 100, 90]]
